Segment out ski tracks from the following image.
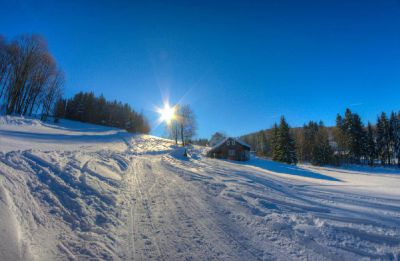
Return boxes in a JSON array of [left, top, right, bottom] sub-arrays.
[[119, 154, 263, 260]]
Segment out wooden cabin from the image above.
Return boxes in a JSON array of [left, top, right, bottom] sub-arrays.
[[207, 137, 251, 161]]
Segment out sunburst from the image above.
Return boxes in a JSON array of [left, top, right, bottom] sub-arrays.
[[156, 103, 176, 124]]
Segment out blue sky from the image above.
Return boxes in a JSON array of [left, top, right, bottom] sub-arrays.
[[1, 0, 400, 138]]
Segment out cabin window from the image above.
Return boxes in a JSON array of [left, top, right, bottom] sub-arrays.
[[228, 149, 235, 156], [226, 140, 230, 145], [231, 140, 236, 145]]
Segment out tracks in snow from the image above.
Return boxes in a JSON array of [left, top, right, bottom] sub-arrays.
[[118, 154, 263, 260], [1, 134, 399, 260]]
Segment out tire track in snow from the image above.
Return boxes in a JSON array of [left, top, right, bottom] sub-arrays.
[[161, 154, 400, 259], [159, 157, 265, 260], [136, 157, 218, 259], [125, 162, 137, 261], [121, 157, 165, 260], [127, 155, 261, 260]]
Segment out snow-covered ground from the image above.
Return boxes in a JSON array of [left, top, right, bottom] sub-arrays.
[[0, 116, 399, 260]]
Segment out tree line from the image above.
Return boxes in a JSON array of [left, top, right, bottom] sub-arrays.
[[241, 108, 400, 167], [0, 34, 63, 121], [0, 34, 150, 134], [54, 92, 150, 133]]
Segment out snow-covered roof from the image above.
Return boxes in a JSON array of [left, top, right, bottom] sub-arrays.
[[209, 137, 251, 152]]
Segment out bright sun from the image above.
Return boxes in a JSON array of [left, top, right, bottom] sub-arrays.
[[157, 103, 175, 124]]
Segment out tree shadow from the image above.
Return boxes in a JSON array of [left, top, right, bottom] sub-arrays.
[[41, 119, 119, 133], [240, 157, 342, 182], [0, 129, 124, 144], [318, 165, 400, 175]]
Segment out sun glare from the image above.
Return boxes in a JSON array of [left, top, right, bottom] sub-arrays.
[[157, 103, 175, 124]]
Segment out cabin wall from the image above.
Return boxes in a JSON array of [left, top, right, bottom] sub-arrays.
[[209, 140, 250, 161]]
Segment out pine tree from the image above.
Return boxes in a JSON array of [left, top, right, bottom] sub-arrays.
[[60, 92, 150, 134], [351, 113, 366, 163], [376, 112, 390, 165], [343, 109, 353, 161], [390, 112, 400, 166], [273, 117, 297, 164], [365, 122, 376, 166], [271, 123, 280, 161], [336, 109, 366, 164], [53, 98, 66, 123], [333, 114, 346, 162], [311, 122, 333, 166], [300, 121, 319, 162]]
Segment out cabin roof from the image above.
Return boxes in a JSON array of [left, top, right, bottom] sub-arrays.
[[209, 137, 251, 152]]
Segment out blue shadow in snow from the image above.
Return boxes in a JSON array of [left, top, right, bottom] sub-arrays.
[[321, 165, 400, 175], [240, 157, 342, 182], [41, 120, 118, 133], [0, 129, 125, 143], [170, 147, 191, 161]]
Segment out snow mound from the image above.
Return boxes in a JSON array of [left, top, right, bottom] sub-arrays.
[[0, 115, 42, 126]]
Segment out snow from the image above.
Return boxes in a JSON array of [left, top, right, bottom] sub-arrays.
[[0, 116, 400, 260], [0, 115, 128, 152], [209, 136, 251, 151]]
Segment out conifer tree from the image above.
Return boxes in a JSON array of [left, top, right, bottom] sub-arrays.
[[271, 123, 280, 161], [54, 98, 66, 123], [376, 113, 390, 165], [59, 91, 150, 134], [390, 112, 400, 166], [335, 109, 366, 164], [300, 121, 319, 162], [351, 113, 366, 163], [272, 117, 297, 164], [311, 122, 333, 166], [333, 114, 346, 162], [365, 122, 376, 166]]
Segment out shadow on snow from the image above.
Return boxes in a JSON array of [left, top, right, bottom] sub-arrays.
[[240, 157, 342, 182], [0, 129, 126, 144]]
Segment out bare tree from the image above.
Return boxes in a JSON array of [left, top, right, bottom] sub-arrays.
[[167, 104, 180, 144], [0, 36, 11, 102], [169, 119, 180, 145], [178, 104, 197, 146], [166, 104, 197, 146], [0, 34, 64, 118], [41, 71, 64, 121]]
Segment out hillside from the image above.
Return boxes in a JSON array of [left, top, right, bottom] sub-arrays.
[[0, 116, 399, 260]]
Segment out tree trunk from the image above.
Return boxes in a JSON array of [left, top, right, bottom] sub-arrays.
[[180, 124, 184, 147], [174, 125, 178, 145]]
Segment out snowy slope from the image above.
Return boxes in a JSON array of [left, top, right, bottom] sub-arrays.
[[0, 116, 399, 260], [0, 116, 128, 152]]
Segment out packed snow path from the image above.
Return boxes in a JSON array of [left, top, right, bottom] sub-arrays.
[[0, 116, 400, 260]]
